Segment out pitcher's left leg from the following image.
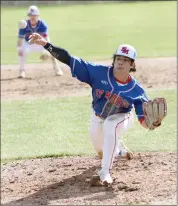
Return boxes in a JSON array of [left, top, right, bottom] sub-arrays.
[[116, 112, 134, 160], [90, 112, 104, 159]]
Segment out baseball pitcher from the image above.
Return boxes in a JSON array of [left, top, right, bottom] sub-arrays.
[[28, 33, 167, 186], [17, 5, 63, 78]]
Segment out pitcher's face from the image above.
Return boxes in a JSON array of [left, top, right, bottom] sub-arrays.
[[113, 56, 133, 74]]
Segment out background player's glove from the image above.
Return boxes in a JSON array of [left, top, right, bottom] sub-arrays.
[[40, 50, 50, 61], [142, 98, 167, 130]]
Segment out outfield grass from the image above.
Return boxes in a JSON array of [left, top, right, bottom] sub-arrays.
[[1, 1, 176, 65], [1, 89, 176, 162]]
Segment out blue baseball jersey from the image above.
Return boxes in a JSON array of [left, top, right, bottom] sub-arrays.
[[69, 56, 149, 120], [18, 20, 48, 42]]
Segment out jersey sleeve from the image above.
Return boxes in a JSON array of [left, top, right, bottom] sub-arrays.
[[133, 91, 149, 121], [40, 21, 48, 38], [70, 56, 98, 86], [18, 28, 26, 39]]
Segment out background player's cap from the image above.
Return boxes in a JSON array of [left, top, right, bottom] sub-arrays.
[[115, 44, 137, 60], [27, 5, 40, 16]]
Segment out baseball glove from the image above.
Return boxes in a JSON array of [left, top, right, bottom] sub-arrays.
[[40, 51, 50, 61], [142, 98, 167, 130]]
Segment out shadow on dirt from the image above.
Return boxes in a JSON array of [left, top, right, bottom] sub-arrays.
[[5, 166, 116, 205], [1, 77, 34, 81]]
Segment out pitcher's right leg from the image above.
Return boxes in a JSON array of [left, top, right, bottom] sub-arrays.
[[89, 112, 104, 159]]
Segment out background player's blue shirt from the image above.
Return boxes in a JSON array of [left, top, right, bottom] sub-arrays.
[[18, 20, 48, 42], [69, 56, 149, 120]]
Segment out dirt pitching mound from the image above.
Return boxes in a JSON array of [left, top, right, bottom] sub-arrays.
[[1, 57, 176, 100], [1, 152, 176, 205]]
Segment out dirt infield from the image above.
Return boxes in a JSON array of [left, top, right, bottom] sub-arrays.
[[1, 153, 177, 205], [1, 57, 176, 100], [1, 57, 177, 205]]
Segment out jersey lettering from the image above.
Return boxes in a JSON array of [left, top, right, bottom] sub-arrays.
[[105, 91, 111, 99], [115, 96, 123, 107], [97, 89, 130, 109], [96, 89, 104, 98], [109, 94, 117, 104]]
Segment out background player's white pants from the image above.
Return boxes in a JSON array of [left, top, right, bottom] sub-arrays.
[[19, 41, 59, 73], [90, 111, 134, 174]]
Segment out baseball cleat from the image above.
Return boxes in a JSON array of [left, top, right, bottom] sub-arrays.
[[116, 140, 133, 160], [90, 170, 113, 186], [55, 68, 63, 76], [18, 71, 26, 78]]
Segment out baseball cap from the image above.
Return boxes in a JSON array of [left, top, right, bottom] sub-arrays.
[[115, 44, 137, 60], [27, 5, 40, 16]]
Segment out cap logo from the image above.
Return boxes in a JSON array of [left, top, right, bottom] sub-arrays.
[[121, 47, 129, 54]]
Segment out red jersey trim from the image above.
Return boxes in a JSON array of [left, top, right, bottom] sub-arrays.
[[115, 75, 131, 84], [139, 117, 145, 125]]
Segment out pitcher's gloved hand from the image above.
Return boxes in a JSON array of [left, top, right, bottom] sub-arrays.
[[142, 98, 167, 130]]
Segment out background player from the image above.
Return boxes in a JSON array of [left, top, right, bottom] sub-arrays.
[[17, 5, 63, 78], [28, 33, 167, 186]]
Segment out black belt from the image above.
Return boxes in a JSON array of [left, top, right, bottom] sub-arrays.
[[95, 113, 104, 119]]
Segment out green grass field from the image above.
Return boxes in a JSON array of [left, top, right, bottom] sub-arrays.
[[1, 1, 176, 64], [2, 89, 176, 162], [1, 2, 176, 163]]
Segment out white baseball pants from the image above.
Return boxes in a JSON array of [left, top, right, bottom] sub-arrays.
[[90, 111, 134, 174], [19, 41, 60, 73]]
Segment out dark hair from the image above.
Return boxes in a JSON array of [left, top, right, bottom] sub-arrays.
[[112, 55, 136, 72]]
